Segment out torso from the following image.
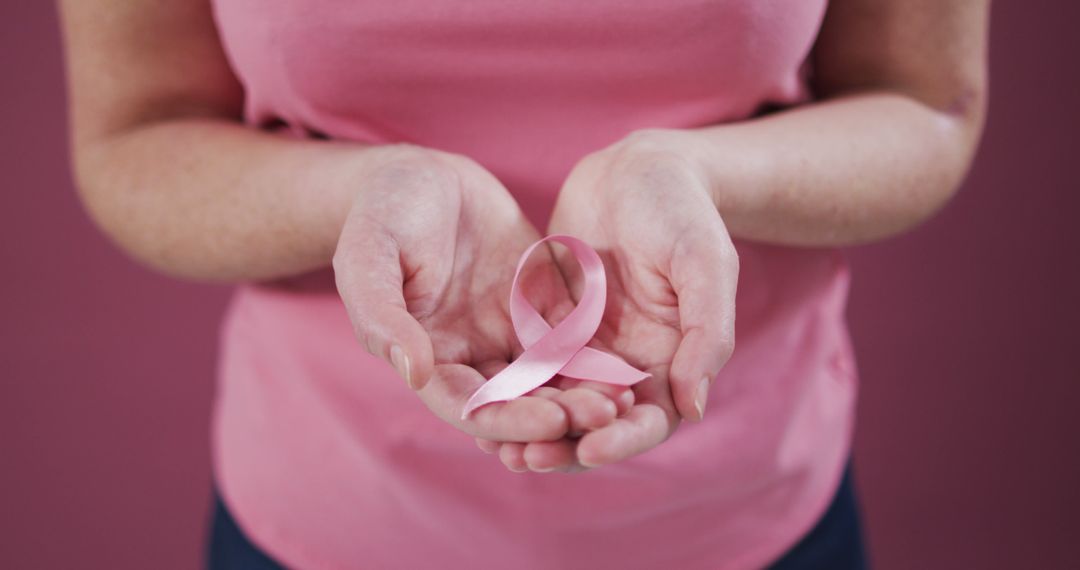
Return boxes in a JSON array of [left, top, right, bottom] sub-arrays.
[[209, 2, 858, 568]]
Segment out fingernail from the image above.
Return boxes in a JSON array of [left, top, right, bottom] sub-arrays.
[[694, 376, 712, 420], [578, 453, 602, 469], [390, 345, 413, 389], [529, 465, 556, 473]]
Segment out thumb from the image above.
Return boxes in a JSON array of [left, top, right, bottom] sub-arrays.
[[333, 225, 435, 391], [668, 233, 738, 422]]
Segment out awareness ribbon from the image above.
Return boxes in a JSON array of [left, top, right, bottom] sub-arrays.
[[461, 235, 649, 419]]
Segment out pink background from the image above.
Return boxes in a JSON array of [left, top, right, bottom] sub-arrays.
[[2, 3, 1076, 568]]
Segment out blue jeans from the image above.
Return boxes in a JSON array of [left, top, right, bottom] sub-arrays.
[[207, 467, 869, 569]]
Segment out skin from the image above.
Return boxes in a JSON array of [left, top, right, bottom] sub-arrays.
[[481, 1, 990, 471], [57, 0, 627, 449], [58, 0, 988, 473], [332, 144, 633, 440]]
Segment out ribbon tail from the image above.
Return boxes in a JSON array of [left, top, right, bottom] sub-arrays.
[[557, 346, 650, 386], [460, 353, 562, 419]]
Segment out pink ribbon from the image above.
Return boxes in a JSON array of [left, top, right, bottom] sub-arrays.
[[461, 235, 649, 419]]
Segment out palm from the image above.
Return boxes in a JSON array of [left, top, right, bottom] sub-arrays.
[[537, 132, 739, 468], [335, 145, 623, 447], [405, 199, 540, 371], [590, 250, 682, 379]]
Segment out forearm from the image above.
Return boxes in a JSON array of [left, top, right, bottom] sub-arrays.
[[685, 90, 984, 247], [73, 118, 376, 282], [58, 0, 390, 283]]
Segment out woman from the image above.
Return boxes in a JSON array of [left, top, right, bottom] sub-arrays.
[[58, 0, 987, 568]]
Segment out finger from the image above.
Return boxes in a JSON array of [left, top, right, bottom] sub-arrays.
[[471, 397, 566, 442], [576, 367, 679, 467], [334, 220, 436, 391], [527, 386, 564, 400], [552, 377, 635, 416], [499, 442, 528, 473], [475, 438, 499, 454], [537, 377, 624, 433], [503, 371, 624, 436], [420, 364, 568, 442], [613, 388, 635, 416], [535, 382, 621, 436], [668, 228, 739, 422], [532, 385, 618, 437], [486, 384, 586, 472], [523, 440, 578, 472], [552, 388, 617, 436], [507, 382, 617, 439], [576, 403, 676, 468]]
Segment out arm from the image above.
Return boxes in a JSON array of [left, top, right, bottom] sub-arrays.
[[58, 0, 380, 282], [58, 0, 625, 447], [533, 0, 989, 470], [665, 0, 990, 246]]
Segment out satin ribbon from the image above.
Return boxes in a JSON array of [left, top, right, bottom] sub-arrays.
[[461, 235, 649, 419]]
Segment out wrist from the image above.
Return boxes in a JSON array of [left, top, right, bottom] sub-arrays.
[[295, 141, 442, 264], [650, 126, 769, 231], [316, 141, 454, 227], [326, 142, 519, 240], [603, 127, 721, 207]]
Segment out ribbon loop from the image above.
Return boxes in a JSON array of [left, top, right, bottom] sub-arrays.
[[461, 235, 649, 419]]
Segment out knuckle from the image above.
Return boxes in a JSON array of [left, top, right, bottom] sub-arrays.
[[374, 142, 435, 165], [712, 333, 736, 366], [330, 250, 344, 273], [580, 147, 612, 169], [348, 314, 377, 351], [475, 406, 501, 438], [619, 127, 683, 153], [330, 248, 353, 278], [717, 335, 736, 359], [616, 148, 692, 183], [718, 241, 740, 271]]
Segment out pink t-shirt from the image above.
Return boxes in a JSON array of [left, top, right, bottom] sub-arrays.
[[209, 1, 857, 568]]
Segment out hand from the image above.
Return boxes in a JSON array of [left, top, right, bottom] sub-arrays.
[[332, 144, 627, 447], [493, 129, 739, 471]]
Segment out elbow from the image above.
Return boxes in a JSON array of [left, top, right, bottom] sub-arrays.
[[856, 88, 988, 244], [69, 145, 148, 270], [899, 88, 987, 233], [69, 143, 235, 283]]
